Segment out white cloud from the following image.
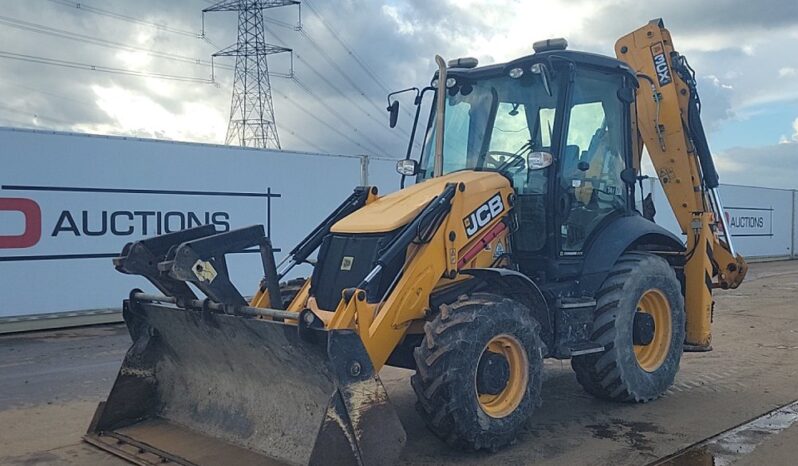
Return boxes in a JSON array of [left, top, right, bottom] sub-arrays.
[[382, 5, 416, 35], [448, 0, 601, 62], [706, 75, 734, 90], [1, 0, 798, 170], [81, 85, 225, 142], [776, 117, 798, 144]]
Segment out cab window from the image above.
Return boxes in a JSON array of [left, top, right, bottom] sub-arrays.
[[559, 71, 628, 252]]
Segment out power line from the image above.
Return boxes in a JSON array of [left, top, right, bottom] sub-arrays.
[[212, 1, 391, 125], [0, 79, 97, 110], [200, 0, 415, 151], [302, 0, 390, 93], [46, 0, 220, 49], [33, 0, 402, 153], [204, 0, 295, 150], [0, 50, 214, 83], [276, 124, 326, 153], [0, 14, 293, 79], [298, 29, 389, 119], [294, 52, 406, 138], [0, 14, 227, 72], [272, 85, 383, 156], [300, 1, 417, 126], [46, 0, 202, 39], [199, 0, 299, 30], [263, 23, 408, 141], [0, 103, 74, 125], [0, 79, 328, 152], [291, 77, 387, 155], [296, 27, 417, 133]]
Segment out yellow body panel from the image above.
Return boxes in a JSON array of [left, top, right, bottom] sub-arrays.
[[331, 171, 511, 234], [327, 171, 514, 370], [252, 171, 514, 370]]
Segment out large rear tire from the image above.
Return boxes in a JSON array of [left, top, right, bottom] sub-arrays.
[[571, 252, 685, 402], [411, 293, 544, 451]]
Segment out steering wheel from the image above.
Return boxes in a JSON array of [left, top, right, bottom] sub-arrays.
[[483, 150, 526, 172]]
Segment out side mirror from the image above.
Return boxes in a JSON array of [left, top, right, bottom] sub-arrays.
[[387, 100, 400, 128], [396, 159, 419, 176], [527, 151, 553, 170], [621, 167, 640, 185]]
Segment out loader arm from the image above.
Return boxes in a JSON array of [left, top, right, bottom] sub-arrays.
[[615, 19, 748, 349]]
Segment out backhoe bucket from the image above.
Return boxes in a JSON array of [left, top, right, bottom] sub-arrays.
[[85, 298, 406, 466]]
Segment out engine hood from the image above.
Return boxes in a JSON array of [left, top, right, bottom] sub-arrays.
[[331, 170, 511, 234]]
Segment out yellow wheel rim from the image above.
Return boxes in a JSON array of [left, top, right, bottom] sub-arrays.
[[633, 289, 672, 372], [476, 334, 528, 418]]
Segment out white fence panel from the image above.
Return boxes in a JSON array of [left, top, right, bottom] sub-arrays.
[[0, 128, 382, 318], [718, 184, 793, 258], [1, 126, 796, 327], [648, 180, 795, 259], [794, 190, 797, 259]]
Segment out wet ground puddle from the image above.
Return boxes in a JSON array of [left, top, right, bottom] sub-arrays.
[[652, 399, 798, 465]]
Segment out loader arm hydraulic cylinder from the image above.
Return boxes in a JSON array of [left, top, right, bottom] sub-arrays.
[[277, 186, 373, 279]]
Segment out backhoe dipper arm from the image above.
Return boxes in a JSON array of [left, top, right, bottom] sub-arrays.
[[615, 19, 747, 349]]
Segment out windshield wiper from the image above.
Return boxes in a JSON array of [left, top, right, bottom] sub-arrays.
[[495, 141, 533, 173]]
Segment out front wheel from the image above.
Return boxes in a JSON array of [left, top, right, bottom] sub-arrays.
[[571, 252, 685, 402], [411, 293, 545, 451]]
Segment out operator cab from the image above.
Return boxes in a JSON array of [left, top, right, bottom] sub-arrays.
[[392, 41, 640, 283]]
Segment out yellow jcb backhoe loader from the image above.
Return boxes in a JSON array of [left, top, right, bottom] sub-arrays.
[[86, 18, 746, 465]]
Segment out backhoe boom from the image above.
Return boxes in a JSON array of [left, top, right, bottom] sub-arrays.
[[615, 19, 747, 348]]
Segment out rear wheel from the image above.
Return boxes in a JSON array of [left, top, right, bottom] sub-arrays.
[[571, 252, 684, 402], [411, 293, 544, 451]]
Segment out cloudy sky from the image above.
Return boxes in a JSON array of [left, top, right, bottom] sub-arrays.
[[0, 0, 797, 188]]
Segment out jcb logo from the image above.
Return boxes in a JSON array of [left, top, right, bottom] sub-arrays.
[[463, 193, 504, 238], [650, 43, 672, 86], [0, 198, 41, 248]]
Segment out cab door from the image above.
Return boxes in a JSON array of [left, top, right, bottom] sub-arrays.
[[557, 69, 632, 256], [488, 103, 556, 255]]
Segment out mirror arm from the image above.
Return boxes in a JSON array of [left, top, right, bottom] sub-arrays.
[[400, 97, 425, 188], [398, 86, 435, 189], [387, 87, 420, 108]]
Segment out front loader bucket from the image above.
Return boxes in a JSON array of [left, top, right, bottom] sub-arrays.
[[85, 298, 406, 465]]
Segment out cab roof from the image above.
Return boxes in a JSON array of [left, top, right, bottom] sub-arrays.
[[440, 49, 637, 82]]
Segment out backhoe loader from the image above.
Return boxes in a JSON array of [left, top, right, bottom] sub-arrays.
[[86, 19, 746, 465]]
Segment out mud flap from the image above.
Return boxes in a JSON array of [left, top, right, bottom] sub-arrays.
[[85, 300, 405, 466]]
